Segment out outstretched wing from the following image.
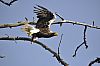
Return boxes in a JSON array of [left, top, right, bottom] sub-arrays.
[[34, 5, 56, 29]]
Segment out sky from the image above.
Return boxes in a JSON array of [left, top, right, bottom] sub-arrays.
[[0, 0, 100, 66]]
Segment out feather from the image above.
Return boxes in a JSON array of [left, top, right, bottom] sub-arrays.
[[21, 24, 40, 36], [34, 5, 56, 34]]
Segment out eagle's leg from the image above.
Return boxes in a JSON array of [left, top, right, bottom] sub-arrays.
[[31, 33, 38, 42]]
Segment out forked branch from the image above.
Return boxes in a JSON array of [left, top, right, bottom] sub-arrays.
[[0, 36, 69, 66], [0, 0, 17, 6], [73, 26, 88, 57]]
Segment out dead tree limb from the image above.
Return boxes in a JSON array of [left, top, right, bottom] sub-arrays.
[[58, 34, 63, 55], [53, 20, 100, 29], [0, 21, 35, 28], [88, 57, 100, 66], [0, 36, 69, 66], [0, 20, 100, 29], [0, 0, 17, 6], [73, 26, 88, 57]]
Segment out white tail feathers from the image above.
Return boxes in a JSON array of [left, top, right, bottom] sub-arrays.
[[21, 24, 40, 36]]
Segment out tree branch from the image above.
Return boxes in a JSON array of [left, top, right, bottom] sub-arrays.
[[0, 0, 18, 6], [0, 20, 100, 29], [0, 55, 5, 58], [0, 36, 69, 66], [53, 20, 100, 29], [73, 26, 88, 57], [0, 21, 35, 28], [58, 34, 63, 55], [88, 57, 100, 66]]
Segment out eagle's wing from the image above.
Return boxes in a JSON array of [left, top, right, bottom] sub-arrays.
[[34, 5, 56, 30]]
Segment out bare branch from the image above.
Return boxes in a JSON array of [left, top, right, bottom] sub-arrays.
[[58, 34, 63, 55], [0, 21, 36, 28], [0, 55, 5, 58], [0, 0, 17, 6], [73, 42, 83, 57], [25, 17, 28, 21], [55, 13, 64, 27], [53, 20, 100, 29], [0, 36, 69, 66], [0, 19, 100, 29], [92, 21, 95, 26], [55, 12, 64, 21], [83, 26, 88, 48], [73, 26, 88, 57], [88, 57, 100, 66]]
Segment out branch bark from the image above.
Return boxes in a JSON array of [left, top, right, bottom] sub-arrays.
[[0, 36, 69, 66], [53, 20, 100, 29], [0, 20, 100, 29], [0, 21, 35, 28]]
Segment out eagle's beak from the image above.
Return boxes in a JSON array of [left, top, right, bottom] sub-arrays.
[[54, 32, 58, 36]]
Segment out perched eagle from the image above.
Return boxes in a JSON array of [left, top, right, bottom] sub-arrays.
[[21, 5, 58, 40]]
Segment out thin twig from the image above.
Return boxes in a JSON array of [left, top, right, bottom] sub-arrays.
[[55, 12, 64, 21], [25, 17, 28, 21], [83, 26, 88, 49], [88, 57, 100, 66], [73, 42, 84, 57], [0, 0, 17, 6], [55, 12, 64, 27], [13, 37, 17, 44], [73, 26, 88, 57], [58, 34, 63, 55], [92, 21, 95, 26], [5, 34, 9, 37], [0, 55, 5, 58], [0, 36, 69, 66], [33, 17, 35, 22]]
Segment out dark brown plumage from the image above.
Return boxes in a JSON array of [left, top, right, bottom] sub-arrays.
[[34, 5, 56, 34], [21, 5, 58, 40]]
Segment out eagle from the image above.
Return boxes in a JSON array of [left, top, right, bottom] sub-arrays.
[[21, 5, 58, 40]]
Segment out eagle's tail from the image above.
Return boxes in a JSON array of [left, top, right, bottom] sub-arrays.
[[21, 24, 40, 36]]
